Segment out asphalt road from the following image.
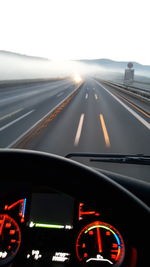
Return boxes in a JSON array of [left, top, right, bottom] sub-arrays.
[[0, 79, 76, 147], [0, 78, 150, 182]]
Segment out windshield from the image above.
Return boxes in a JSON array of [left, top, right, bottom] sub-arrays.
[[0, 0, 150, 182]]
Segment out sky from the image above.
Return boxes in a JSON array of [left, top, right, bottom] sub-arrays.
[[0, 0, 150, 65]]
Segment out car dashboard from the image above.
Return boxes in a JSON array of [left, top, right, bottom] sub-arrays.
[[0, 188, 138, 267], [0, 149, 149, 267]]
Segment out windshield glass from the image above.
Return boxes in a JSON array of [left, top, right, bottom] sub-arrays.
[[0, 0, 149, 182]]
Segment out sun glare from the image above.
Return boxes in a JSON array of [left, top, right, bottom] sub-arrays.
[[73, 74, 82, 83]]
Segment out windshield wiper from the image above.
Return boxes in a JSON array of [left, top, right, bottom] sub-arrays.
[[66, 153, 150, 165]]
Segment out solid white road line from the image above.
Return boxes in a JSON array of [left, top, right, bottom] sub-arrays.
[[96, 81, 150, 130], [0, 110, 34, 132], [74, 114, 85, 146]]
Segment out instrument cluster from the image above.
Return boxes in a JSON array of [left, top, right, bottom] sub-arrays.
[[0, 191, 136, 266]]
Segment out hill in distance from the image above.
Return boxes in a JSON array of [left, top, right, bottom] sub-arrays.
[[0, 50, 150, 84]]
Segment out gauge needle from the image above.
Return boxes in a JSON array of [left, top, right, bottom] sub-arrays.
[[96, 227, 102, 253], [0, 215, 5, 235]]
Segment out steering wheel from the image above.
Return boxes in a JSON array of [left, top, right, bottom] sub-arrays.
[[0, 149, 149, 266]]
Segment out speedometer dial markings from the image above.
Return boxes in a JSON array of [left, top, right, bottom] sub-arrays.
[[0, 216, 5, 235], [0, 214, 21, 265], [76, 221, 125, 266], [9, 230, 15, 235], [4, 198, 26, 223]]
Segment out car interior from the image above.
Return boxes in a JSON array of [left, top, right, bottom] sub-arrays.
[[0, 1, 150, 267], [0, 148, 149, 267]]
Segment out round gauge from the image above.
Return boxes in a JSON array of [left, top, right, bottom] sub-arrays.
[[76, 221, 125, 266], [0, 214, 21, 265]]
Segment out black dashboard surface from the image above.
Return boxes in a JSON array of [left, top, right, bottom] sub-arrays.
[[0, 149, 149, 267]]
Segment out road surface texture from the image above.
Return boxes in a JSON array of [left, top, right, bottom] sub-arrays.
[[0, 78, 149, 182]]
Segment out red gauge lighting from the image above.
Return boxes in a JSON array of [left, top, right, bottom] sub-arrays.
[[76, 221, 125, 266], [0, 214, 21, 265], [4, 199, 26, 223], [78, 203, 100, 220]]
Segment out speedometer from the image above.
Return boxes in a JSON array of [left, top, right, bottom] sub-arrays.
[[0, 214, 21, 266], [76, 221, 125, 266]]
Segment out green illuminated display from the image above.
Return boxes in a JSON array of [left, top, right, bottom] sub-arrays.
[[35, 223, 64, 229]]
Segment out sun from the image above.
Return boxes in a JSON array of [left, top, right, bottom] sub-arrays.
[[73, 74, 82, 83]]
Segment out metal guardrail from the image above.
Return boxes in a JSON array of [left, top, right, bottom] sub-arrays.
[[99, 80, 150, 103]]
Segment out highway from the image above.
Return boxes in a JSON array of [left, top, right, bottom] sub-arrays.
[[0, 79, 76, 147], [0, 78, 150, 182]]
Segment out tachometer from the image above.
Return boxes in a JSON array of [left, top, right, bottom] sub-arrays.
[[0, 214, 21, 265], [76, 221, 125, 266]]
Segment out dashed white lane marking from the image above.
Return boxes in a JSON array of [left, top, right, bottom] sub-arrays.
[[74, 113, 85, 146], [95, 94, 98, 100]]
